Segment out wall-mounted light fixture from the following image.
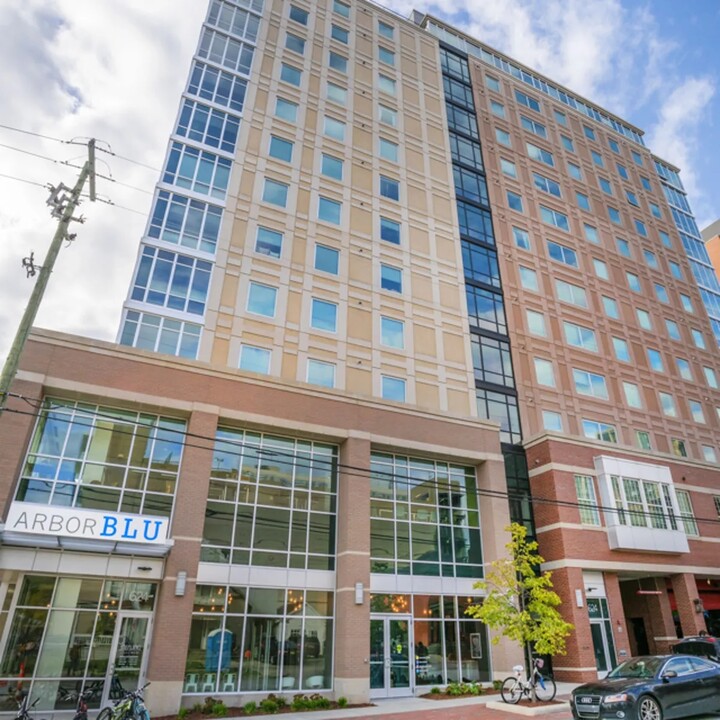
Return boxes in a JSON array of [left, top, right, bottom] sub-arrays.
[[175, 571, 188, 597], [355, 582, 364, 605], [693, 598, 704, 614]]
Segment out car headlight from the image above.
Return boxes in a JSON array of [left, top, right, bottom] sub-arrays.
[[603, 694, 630, 704]]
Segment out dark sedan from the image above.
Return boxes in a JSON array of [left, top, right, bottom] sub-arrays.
[[570, 655, 720, 720]]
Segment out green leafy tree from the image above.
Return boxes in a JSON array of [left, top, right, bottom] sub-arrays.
[[466, 523, 573, 700]]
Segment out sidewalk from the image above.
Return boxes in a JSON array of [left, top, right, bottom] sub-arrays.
[[237, 683, 579, 720]]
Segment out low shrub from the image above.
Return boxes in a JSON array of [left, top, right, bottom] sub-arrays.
[[202, 697, 217, 715], [178, 708, 189, 720], [259, 698, 278, 714], [430, 687, 441, 695], [211, 702, 228, 717], [191, 704, 204, 715], [492, 679, 503, 691], [243, 701, 257, 714], [337, 697, 348, 708], [291, 694, 309, 711]]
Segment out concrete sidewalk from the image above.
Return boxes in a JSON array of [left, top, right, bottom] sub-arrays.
[[237, 682, 579, 720]]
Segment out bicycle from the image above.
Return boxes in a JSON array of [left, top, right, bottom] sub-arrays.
[[13, 694, 41, 720], [501, 658, 557, 703], [97, 683, 151, 720]]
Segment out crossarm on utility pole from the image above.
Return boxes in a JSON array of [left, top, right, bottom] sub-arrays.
[[0, 159, 92, 408]]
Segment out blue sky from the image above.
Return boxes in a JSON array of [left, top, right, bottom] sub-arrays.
[[0, 0, 718, 363]]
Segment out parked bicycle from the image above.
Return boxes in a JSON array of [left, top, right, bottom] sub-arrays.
[[501, 658, 557, 703], [97, 682, 151, 720], [13, 694, 41, 720]]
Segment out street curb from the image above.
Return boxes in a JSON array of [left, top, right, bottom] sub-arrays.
[[485, 700, 571, 716]]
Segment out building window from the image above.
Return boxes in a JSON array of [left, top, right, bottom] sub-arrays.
[[702, 446, 717, 463], [660, 230, 672, 248], [608, 138, 620, 153], [318, 196, 341, 224], [555, 279, 588, 307], [650, 202, 662, 219], [328, 51, 347, 73], [202, 427, 337, 575], [676, 358, 692, 380], [521, 116, 547, 138], [148, 191, 222, 253], [466, 286, 506, 334], [321, 153, 343, 180], [380, 175, 400, 201], [623, 382, 642, 408], [635, 219, 647, 237], [491, 101, 505, 118], [476, 389, 521, 444], [612, 337, 630, 362], [627, 272, 641, 292], [121, 311, 201, 359], [471, 335, 514, 387], [609, 476, 678, 530], [188, 61, 248, 112], [269, 135, 294, 162], [507, 191, 524, 212], [519, 266, 538, 291], [501, 159, 517, 177], [380, 264, 402, 293], [515, 89, 540, 111], [593, 258, 609, 280], [582, 420, 618, 443], [573, 369, 609, 399], [608, 206, 621, 224], [676, 491, 698, 536], [247, 282, 278, 317], [323, 115, 346, 141], [671, 438, 688, 458], [379, 105, 397, 127], [285, 32, 306, 55], [540, 206, 569, 231], [669, 261, 682, 279], [378, 74, 396, 96], [333, 0, 350, 16], [704, 366, 719, 389], [462, 242, 500, 286], [331, 24, 349, 43], [314, 244, 339, 275], [665, 319, 681, 341], [533, 173, 561, 197], [689, 400, 705, 424], [554, 109, 567, 125], [636, 309, 652, 330], [575, 475, 601, 526], [381, 376, 405, 402], [626, 190, 639, 206], [381, 316, 404, 349], [379, 138, 398, 162], [486, 75, 500, 92], [380, 217, 400, 245], [16, 398, 185, 515], [378, 20, 394, 38], [591, 150, 604, 167], [584, 224, 599, 243], [659, 392, 677, 417], [568, 162, 582, 180], [307, 359, 336, 388], [547, 240, 577, 267], [131, 246, 212, 315], [636, 431, 652, 450], [513, 227, 530, 249], [631, 150, 643, 166], [280, 63, 302, 86], [262, 178, 289, 207], [310, 298, 338, 332], [527, 143, 554, 166], [683, 296, 696, 314], [496, 128, 511, 146], [379, 46, 394, 65], [255, 227, 283, 258], [616, 238, 630, 256], [599, 177, 613, 194], [647, 348, 664, 372], [239, 345, 271, 374], [527, 309, 546, 336], [534, 358, 556, 387], [577, 192, 591, 211], [564, 322, 597, 352], [542, 411, 562, 432], [198, 28, 255, 75], [602, 296, 619, 319], [583, 125, 596, 140], [326, 82, 346, 104], [176, 99, 240, 154], [275, 97, 298, 122], [163, 142, 231, 199], [289, 5, 309, 24], [561, 135, 574, 152], [616, 162, 628, 179]]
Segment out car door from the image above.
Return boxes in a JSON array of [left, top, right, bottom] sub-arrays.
[[687, 657, 720, 711], [654, 657, 701, 718]]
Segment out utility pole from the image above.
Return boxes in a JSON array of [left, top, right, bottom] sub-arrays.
[[0, 139, 96, 409]]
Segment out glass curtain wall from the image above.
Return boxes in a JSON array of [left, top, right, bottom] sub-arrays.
[[369, 453, 482, 578], [201, 429, 338, 570], [0, 576, 156, 711], [16, 398, 185, 518], [184, 585, 334, 694], [370, 594, 490, 684]]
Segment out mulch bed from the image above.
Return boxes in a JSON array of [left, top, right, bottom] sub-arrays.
[[421, 691, 500, 700], [154, 704, 373, 720]]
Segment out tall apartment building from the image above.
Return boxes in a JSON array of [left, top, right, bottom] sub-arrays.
[[1, 0, 720, 713]]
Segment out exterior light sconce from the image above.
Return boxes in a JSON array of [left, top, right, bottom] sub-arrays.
[[355, 582, 364, 605], [693, 598, 704, 614], [175, 571, 188, 597]]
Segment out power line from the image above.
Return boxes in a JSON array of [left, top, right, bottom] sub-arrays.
[[0, 172, 47, 189], [95, 145, 160, 173], [0, 142, 60, 164], [4, 394, 719, 530], [0, 123, 67, 144]]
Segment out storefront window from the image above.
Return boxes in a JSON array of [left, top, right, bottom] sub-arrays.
[[0, 576, 157, 711], [17, 398, 185, 517], [185, 585, 334, 694], [202, 429, 338, 571], [370, 453, 482, 578]]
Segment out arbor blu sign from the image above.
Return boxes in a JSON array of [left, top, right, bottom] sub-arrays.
[[6, 502, 169, 545]]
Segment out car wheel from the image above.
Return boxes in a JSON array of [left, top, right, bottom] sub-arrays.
[[638, 695, 662, 720]]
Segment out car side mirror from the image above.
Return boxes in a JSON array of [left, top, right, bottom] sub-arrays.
[[661, 670, 677, 682]]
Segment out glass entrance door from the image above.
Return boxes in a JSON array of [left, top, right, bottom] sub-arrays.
[[103, 614, 151, 705], [369, 615, 413, 698], [587, 598, 616, 678]]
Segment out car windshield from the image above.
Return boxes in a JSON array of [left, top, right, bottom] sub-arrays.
[[607, 657, 664, 679]]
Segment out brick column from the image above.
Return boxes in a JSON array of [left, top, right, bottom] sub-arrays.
[[603, 573, 630, 663], [550, 566, 597, 683], [671, 573, 707, 637], [333, 434, 371, 703], [644, 577, 677, 654], [475, 458, 523, 677], [145, 409, 218, 716]]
